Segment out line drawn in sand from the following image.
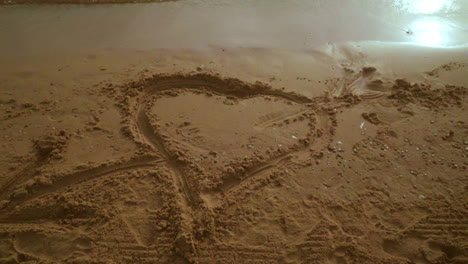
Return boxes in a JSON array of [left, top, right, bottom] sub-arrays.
[[120, 74, 325, 259], [0, 74, 337, 262], [0, 156, 164, 216]]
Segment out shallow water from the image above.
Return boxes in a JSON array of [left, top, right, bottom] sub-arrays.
[[0, 0, 467, 56]]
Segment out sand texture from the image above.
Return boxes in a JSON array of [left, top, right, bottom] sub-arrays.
[[0, 56, 467, 264]]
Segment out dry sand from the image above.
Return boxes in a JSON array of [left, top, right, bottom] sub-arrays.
[[0, 1, 467, 263], [0, 47, 466, 264]]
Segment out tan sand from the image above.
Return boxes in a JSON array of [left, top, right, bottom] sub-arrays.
[[0, 47, 466, 263]]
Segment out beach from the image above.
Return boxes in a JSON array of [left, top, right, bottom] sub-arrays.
[[0, 1, 467, 263]]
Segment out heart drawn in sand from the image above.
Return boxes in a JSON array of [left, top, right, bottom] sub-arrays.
[[123, 74, 327, 207]]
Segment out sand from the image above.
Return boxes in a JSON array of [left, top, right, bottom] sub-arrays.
[[1, 1, 468, 263], [0, 48, 467, 263]]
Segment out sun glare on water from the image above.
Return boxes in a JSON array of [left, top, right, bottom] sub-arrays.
[[393, 0, 461, 47], [410, 18, 451, 47]]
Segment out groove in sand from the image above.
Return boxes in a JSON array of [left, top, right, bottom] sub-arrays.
[[255, 109, 309, 129], [0, 159, 45, 201], [2, 157, 164, 211], [220, 154, 292, 193], [145, 77, 312, 104], [136, 108, 196, 207]]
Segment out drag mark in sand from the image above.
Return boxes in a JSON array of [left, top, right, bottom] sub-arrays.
[[1, 156, 164, 212], [143, 75, 312, 104], [255, 109, 310, 129], [136, 108, 197, 208], [220, 153, 292, 193], [0, 160, 45, 201]]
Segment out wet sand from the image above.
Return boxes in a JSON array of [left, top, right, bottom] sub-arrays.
[[1, 1, 468, 264]]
